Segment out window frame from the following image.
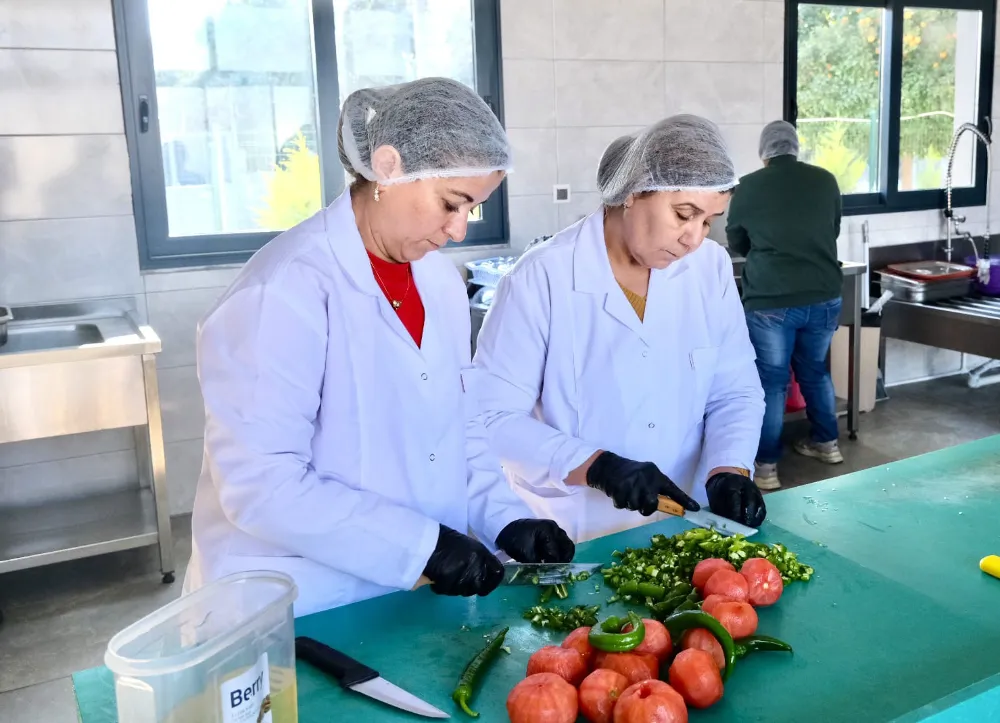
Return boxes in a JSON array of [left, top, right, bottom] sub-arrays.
[[113, 0, 508, 270], [784, 0, 997, 216]]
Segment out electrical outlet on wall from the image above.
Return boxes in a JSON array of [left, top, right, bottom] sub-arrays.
[[553, 184, 571, 204]]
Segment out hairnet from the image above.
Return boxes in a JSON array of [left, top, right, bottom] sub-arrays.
[[599, 115, 738, 207], [596, 135, 634, 193], [759, 120, 800, 160], [337, 77, 512, 185]]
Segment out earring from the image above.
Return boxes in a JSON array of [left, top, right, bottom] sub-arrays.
[[373, 184, 381, 202]]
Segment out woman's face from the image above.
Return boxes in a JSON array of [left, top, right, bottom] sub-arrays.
[[368, 157, 505, 263], [621, 190, 731, 269]]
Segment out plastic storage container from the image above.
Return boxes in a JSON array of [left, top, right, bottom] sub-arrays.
[[105, 571, 298, 723], [965, 254, 1000, 296]]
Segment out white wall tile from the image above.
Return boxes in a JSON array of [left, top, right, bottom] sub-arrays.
[[503, 59, 556, 128], [501, 0, 554, 59], [763, 3, 784, 64], [557, 192, 601, 228], [0, 135, 132, 221], [553, 0, 663, 61], [663, 0, 765, 63], [0, 450, 137, 507], [166, 438, 204, 515], [0, 49, 123, 135], [507, 129, 559, 196], [664, 62, 764, 125], [884, 340, 964, 385], [556, 126, 643, 194], [555, 61, 666, 127], [508, 194, 560, 253], [0, 216, 142, 304], [158, 366, 205, 444], [0, 0, 116, 50], [143, 266, 244, 294], [145, 286, 227, 370], [719, 123, 766, 177], [763, 63, 783, 120]]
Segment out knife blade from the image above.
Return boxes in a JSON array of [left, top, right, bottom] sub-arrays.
[[502, 562, 603, 586], [295, 637, 449, 718], [657, 496, 759, 537]]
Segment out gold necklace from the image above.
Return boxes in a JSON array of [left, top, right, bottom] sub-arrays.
[[370, 261, 411, 309]]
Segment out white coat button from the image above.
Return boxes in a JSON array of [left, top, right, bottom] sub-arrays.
[[648, 422, 655, 429], [421, 373, 428, 380], [642, 350, 649, 358], [429, 453, 436, 461]]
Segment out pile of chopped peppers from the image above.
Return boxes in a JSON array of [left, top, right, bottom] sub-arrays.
[[522, 604, 600, 631], [601, 528, 813, 612]]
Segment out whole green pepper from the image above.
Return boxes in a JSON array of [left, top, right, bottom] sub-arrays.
[[588, 611, 645, 653], [662, 610, 738, 681], [735, 634, 793, 658], [452, 626, 509, 717]]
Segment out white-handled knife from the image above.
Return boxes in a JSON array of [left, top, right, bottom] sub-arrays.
[[296, 637, 449, 718], [657, 496, 759, 537]]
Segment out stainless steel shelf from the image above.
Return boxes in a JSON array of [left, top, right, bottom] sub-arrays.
[[0, 488, 159, 574]]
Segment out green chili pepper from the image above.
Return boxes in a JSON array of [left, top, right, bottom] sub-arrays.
[[674, 591, 700, 612], [452, 626, 509, 717], [734, 634, 793, 659], [589, 611, 645, 653], [662, 610, 738, 682], [539, 586, 554, 604], [600, 616, 624, 634]]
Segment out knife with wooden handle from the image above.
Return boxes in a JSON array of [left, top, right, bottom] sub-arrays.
[[658, 495, 759, 537]]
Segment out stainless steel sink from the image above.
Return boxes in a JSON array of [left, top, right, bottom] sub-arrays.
[[0, 323, 104, 354]]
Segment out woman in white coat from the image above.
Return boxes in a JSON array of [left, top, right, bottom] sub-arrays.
[[185, 78, 574, 616], [474, 116, 767, 543]]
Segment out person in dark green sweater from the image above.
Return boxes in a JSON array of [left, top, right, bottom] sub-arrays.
[[726, 120, 844, 490]]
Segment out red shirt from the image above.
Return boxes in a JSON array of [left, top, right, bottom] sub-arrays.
[[367, 251, 425, 347]]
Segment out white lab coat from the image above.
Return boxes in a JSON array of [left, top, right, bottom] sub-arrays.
[[184, 190, 532, 616], [473, 210, 764, 543]]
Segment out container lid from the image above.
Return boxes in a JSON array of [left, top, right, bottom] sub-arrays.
[[105, 571, 297, 677]]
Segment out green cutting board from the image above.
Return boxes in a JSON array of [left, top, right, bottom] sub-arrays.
[[75, 436, 1000, 722]]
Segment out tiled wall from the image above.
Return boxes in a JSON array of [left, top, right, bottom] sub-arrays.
[[0, 0, 995, 516]]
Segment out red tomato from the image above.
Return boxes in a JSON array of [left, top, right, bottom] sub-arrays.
[[508, 673, 579, 723], [527, 646, 588, 686], [596, 652, 660, 686], [621, 618, 672, 661], [711, 601, 758, 638], [681, 629, 725, 671], [561, 626, 596, 668], [740, 558, 784, 606], [692, 558, 735, 591], [701, 594, 735, 617], [703, 569, 749, 602], [669, 649, 724, 709], [579, 668, 629, 723], [613, 680, 688, 723]]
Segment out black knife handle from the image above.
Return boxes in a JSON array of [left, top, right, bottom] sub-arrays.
[[295, 637, 379, 688]]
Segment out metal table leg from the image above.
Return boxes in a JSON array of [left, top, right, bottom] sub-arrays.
[[140, 353, 175, 583], [847, 275, 862, 441]]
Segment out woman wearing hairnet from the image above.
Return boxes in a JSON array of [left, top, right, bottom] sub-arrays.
[[474, 116, 766, 542], [185, 78, 574, 616]]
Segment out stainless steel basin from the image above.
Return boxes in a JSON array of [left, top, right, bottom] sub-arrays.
[[0, 323, 104, 354]]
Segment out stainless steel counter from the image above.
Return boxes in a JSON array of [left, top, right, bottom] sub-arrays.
[[730, 255, 867, 440], [0, 300, 174, 585], [882, 294, 1000, 359]]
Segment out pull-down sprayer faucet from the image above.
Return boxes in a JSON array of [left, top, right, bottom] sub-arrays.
[[944, 121, 992, 284]]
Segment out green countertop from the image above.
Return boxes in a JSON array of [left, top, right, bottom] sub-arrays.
[[74, 435, 1000, 722]]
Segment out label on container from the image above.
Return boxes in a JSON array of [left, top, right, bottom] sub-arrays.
[[220, 652, 272, 723]]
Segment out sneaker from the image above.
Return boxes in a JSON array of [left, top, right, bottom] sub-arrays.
[[793, 439, 844, 464], [753, 462, 781, 491]]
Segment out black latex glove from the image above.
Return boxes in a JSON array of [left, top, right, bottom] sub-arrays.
[[586, 451, 700, 516], [705, 472, 767, 527], [496, 519, 576, 564], [422, 525, 504, 597]]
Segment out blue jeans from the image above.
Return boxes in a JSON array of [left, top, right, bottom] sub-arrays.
[[745, 299, 842, 464]]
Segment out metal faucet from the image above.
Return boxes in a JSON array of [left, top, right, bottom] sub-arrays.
[[944, 121, 992, 285]]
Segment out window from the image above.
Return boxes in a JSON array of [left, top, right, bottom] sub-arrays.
[[114, 0, 506, 269], [785, 0, 996, 215]]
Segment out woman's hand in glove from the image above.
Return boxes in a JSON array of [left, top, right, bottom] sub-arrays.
[[421, 525, 504, 597], [585, 451, 700, 516], [496, 519, 575, 564], [705, 472, 766, 527]]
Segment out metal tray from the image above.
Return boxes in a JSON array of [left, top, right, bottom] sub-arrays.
[[879, 272, 972, 303], [885, 260, 976, 281], [0, 306, 10, 346]]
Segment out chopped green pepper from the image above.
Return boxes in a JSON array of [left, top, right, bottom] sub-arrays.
[[662, 610, 738, 682], [522, 604, 600, 632], [452, 626, 508, 717], [588, 611, 645, 653]]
